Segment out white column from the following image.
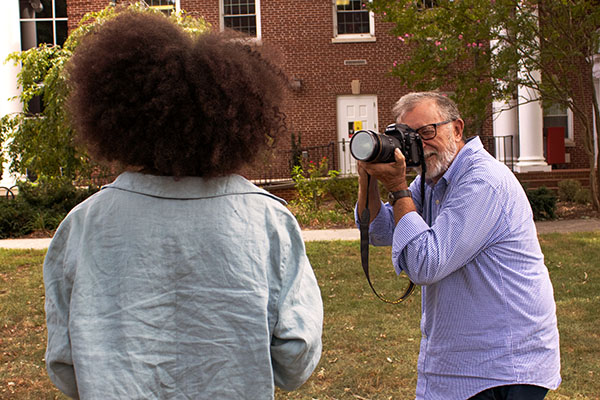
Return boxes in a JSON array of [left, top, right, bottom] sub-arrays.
[[0, 0, 23, 187], [513, 5, 550, 173], [490, 34, 518, 166], [514, 74, 551, 172], [492, 99, 518, 164]]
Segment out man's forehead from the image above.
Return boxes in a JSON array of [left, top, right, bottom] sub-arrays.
[[399, 100, 441, 122]]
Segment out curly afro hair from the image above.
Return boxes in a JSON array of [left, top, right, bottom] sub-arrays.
[[67, 10, 288, 177]]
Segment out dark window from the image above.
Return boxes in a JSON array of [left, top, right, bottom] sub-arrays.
[[336, 0, 370, 35], [419, 0, 439, 8], [19, 0, 68, 49], [223, 0, 257, 36]]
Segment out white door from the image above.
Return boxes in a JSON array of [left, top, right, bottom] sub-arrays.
[[337, 95, 378, 175]]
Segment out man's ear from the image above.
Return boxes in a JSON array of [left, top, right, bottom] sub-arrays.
[[453, 118, 465, 140]]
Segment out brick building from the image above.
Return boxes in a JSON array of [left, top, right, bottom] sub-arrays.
[[1, 0, 598, 187]]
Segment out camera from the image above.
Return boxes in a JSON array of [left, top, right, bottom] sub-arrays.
[[350, 123, 424, 166]]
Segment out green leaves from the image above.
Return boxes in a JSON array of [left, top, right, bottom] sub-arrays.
[[0, 2, 210, 182]]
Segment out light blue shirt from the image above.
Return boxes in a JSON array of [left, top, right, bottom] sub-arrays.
[[363, 137, 560, 399], [44, 172, 323, 399]]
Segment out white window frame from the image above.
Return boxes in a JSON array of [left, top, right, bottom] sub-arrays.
[[219, 0, 261, 40], [332, 0, 375, 43]]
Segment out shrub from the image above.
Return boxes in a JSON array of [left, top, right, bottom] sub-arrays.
[[326, 176, 358, 213], [0, 179, 99, 238], [573, 188, 592, 205], [525, 186, 557, 220], [557, 179, 582, 202]]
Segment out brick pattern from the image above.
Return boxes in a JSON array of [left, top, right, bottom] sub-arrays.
[[515, 169, 591, 190], [72, 0, 591, 181]]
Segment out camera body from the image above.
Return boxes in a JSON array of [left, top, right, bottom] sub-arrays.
[[349, 123, 424, 166]]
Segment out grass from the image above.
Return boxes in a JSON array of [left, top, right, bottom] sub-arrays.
[[1, 233, 599, 399]]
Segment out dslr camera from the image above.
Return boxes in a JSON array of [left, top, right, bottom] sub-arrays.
[[349, 123, 424, 166]]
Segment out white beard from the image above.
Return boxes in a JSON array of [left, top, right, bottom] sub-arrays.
[[417, 137, 458, 181]]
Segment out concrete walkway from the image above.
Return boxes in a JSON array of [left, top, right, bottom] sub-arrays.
[[0, 218, 598, 250]]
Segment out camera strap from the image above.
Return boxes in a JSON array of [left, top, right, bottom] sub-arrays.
[[359, 174, 416, 304]]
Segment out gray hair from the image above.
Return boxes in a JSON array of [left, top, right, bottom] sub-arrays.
[[392, 91, 461, 122]]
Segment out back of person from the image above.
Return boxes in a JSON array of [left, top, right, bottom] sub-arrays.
[[43, 10, 323, 399], [45, 173, 322, 399]]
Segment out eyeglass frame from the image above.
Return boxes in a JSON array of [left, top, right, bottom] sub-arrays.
[[415, 118, 457, 140]]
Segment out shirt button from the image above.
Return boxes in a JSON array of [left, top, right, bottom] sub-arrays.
[[435, 200, 440, 205]]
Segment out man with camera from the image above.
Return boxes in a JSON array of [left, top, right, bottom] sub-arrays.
[[355, 92, 561, 399]]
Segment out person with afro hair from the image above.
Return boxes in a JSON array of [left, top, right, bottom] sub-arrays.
[[43, 10, 322, 399]]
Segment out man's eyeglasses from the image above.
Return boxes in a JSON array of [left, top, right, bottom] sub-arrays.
[[415, 119, 456, 140]]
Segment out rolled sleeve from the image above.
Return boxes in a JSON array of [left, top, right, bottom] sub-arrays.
[[391, 211, 430, 274]]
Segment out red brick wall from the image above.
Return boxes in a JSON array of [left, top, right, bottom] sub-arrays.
[[69, 0, 591, 178]]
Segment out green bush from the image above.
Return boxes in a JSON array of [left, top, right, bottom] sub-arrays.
[[525, 186, 557, 220], [557, 179, 582, 202], [573, 188, 592, 205], [0, 200, 35, 239], [326, 176, 358, 213], [0, 179, 99, 238]]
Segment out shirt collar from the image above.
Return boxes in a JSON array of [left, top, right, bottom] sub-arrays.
[[102, 171, 286, 204], [438, 135, 482, 186]]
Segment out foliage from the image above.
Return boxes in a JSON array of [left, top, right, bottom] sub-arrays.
[[289, 131, 303, 171], [557, 179, 582, 202], [2, 232, 600, 398], [0, 179, 98, 238], [369, 0, 600, 210], [525, 186, 557, 221], [326, 176, 358, 213], [557, 179, 592, 205], [573, 187, 592, 205], [291, 157, 338, 212], [0, 2, 210, 182]]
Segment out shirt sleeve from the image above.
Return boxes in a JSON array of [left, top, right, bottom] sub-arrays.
[[271, 218, 323, 391], [354, 200, 396, 246], [43, 221, 80, 399], [392, 178, 509, 285]]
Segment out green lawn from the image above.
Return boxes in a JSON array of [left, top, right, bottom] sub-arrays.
[[1, 232, 599, 399]]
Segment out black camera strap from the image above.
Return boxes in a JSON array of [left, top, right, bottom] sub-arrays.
[[359, 174, 416, 304]]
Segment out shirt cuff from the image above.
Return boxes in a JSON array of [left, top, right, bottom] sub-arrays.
[[391, 211, 429, 274]]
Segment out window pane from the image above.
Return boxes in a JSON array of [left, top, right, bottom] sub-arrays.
[[337, 11, 369, 34], [56, 20, 68, 46], [20, 1, 36, 19], [37, 0, 53, 18], [55, 0, 67, 18], [20, 21, 37, 50], [224, 15, 256, 35], [35, 21, 54, 44]]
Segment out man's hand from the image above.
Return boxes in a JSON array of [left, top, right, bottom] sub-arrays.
[[360, 148, 409, 192]]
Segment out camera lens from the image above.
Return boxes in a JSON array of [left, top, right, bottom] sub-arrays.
[[350, 131, 378, 161]]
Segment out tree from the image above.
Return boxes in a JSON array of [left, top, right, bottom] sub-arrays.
[[370, 0, 600, 210], [0, 2, 210, 182]]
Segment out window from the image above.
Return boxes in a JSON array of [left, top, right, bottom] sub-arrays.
[[333, 0, 375, 43], [419, 0, 439, 8], [19, 0, 68, 114], [147, 0, 178, 16], [543, 102, 574, 143], [221, 0, 260, 38], [19, 0, 68, 50]]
